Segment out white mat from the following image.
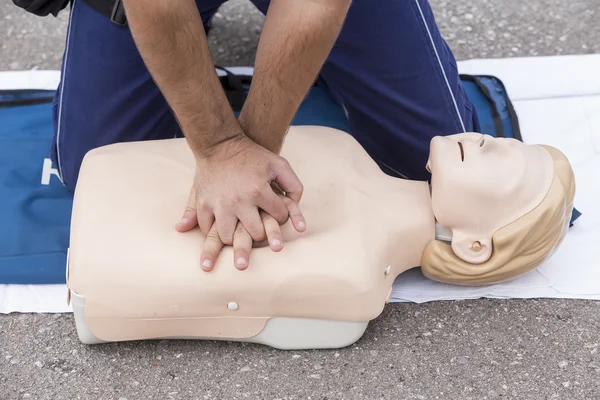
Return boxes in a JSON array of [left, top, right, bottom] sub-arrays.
[[1, 55, 599, 313]]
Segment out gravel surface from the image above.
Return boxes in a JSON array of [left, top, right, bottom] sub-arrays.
[[1, 0, 600, 399], [2, 0, 599, 70], [2, 300, 600, 399]]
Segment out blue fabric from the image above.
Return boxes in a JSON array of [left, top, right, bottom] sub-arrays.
[[291, 87, 349, 132], [461, 76, 519, 139], [0, 91, 72, 284], [461, 80, 498, 137], [477, 76, 517, 139], [570, 207, 582, 227]]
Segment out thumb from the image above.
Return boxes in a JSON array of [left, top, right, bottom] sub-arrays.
[[272, 157, 304, 204], [176, 186, 199, 232]]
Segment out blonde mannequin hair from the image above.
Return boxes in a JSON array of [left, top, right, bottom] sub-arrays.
[[421, 145, 576, 286]]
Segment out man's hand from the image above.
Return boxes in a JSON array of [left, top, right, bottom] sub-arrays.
[[198, 195, 303, 272], [122, 0, 307, 267], [175, 134, 307, 270]]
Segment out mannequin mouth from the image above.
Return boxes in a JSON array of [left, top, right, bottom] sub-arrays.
[[458, 142, 464, 161]]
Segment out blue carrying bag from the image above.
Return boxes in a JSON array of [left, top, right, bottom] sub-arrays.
[[0, 89, 73, 284], [460, 74, 522, 140], [0, 72, 580, 284]]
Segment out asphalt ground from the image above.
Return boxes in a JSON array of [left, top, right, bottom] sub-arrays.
[[1, 1, 600, 399]]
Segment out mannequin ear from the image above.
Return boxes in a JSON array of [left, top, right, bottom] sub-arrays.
[[450, 230, 492, 264]]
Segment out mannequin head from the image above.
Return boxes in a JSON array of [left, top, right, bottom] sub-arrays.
[[422, 133, 575, 285]]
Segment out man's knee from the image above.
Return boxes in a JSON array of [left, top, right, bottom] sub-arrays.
[[49, 133, 87, 191]]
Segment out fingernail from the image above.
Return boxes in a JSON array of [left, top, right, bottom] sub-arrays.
[[202, 259, 212, 268], [236, 257, 247, 266], [271, 239, 281, 247], [298, 221, 306, 230], [177, 218, 190, 227]]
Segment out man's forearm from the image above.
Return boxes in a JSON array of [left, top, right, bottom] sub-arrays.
[[238, 0, 351, 153], [122, 0, 240, 157]]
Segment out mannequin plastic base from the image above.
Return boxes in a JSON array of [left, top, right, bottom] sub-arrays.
[[70, 292, 370, 350]]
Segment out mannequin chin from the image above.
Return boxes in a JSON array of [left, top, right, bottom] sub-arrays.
[[67, 125, 575, 347]]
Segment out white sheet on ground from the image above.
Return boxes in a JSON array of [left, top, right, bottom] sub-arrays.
[[1, 55, 599, 313]]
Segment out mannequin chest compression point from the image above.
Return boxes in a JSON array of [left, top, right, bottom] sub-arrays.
[[67, 126, 435, 349]]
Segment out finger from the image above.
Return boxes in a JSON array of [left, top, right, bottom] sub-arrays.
[[261, 212, 284, 252], [237, 208, 267, 242], [191, 186, 214, 235], [257, 189, 289, 226], [270, 181, 284, 195], [196, 208, 215, 237], [281, 195, 306, 232], [272, 157, 304, 204], [176, 187, 199, 232], [200, 224, 224, 272], [233, 222, 252, 270], [214, 211, 238, 245]]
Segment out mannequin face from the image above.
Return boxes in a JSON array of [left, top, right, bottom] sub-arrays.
[[426, 133, 554, 264]]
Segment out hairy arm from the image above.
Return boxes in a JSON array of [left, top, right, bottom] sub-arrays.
[[238, 0, 352, 153], [122, 0, 241, 157]]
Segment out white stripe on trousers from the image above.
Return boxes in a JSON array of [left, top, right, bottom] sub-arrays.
[[414, 0, 466, 133], [54, 0, 78, 184]]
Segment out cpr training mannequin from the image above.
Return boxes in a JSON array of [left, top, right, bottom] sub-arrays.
[[66, 125, 575, 349]]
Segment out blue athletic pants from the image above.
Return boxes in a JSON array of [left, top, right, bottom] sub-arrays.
[[50, 0, 480, 188]]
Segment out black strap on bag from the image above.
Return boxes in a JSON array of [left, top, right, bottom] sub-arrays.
[[460, 74, 504, 137], [500, 80, 521, 140], [0, 90, 55, 108], [82, 0, 126, 25]]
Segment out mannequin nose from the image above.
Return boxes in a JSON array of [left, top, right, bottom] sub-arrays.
[[477, 134, 501, 153]]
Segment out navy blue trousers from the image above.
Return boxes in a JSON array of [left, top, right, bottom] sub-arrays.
[[50, 0, 479, 188]]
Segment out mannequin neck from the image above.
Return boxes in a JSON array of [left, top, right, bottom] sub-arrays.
[[429, 182, 452, 243], [434, 222, 452, 243]]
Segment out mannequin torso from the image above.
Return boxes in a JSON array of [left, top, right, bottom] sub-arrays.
[[68, 126, 435, 343]]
